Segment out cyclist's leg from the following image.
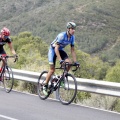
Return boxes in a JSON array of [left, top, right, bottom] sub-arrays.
[[1, 54, 7, 69], [59, 50, 71, 71], [42, 47, 56, 95], [42, 65, 55, 95], [0, 49, 7, 61], [0, 50, 6, 75], [45, 65, 55, 84], [59, 50, 72, 87], [45, 46, 56, 84], [0, 58, 2, 81], [64, 58, 72, 71]]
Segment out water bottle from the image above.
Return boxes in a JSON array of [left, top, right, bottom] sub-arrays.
[[52, 75, 58, 83], [52, 75, 61, 87]]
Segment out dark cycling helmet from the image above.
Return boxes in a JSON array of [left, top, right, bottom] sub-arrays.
[[1, 27, 10, 36], [67, 22, 76, 29]]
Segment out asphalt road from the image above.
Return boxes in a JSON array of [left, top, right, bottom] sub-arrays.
[[0, 88, 120, 120]]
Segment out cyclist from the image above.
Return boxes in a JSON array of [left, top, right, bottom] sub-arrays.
[[0, 27, 18, 74], [43, 22, 79, 95]]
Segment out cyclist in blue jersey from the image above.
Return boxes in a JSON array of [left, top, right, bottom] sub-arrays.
[[43, 22, 79, 95], [0, 27, 18, 74]]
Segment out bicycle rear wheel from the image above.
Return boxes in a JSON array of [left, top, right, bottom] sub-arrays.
[[37, 71, 51, 100], [3, 66, 14, 93], [58, 73, 77, 105]]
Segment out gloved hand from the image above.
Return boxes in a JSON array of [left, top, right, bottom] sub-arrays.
[[14, 54, 18, 57], [74, 62, 80, 66], [14, 54, 18, 62], [59, 60, 64, 64]]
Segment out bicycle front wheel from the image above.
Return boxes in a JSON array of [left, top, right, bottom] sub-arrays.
[[58, 73, 77, 105], [3, 66, 14, 93], [37, 71, 51, 100]]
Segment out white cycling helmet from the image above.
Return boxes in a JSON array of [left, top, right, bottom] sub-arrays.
[[67, 22, 76, 29]]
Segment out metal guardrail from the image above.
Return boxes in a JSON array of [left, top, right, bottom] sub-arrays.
[[12, 68, 120, 97]]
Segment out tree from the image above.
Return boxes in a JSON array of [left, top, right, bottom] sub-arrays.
[[105, 60, 120, 83]]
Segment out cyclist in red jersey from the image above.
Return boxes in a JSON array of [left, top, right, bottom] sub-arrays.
[[0, 27, 17, 74]]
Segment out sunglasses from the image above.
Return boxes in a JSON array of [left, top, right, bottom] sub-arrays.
[[4, 36, 8, 39], [70, 27, 76, 30]]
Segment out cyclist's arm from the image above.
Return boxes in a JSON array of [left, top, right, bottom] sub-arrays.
[[71, 46, 76, 63], [55, 44, 62, 61], [8, 43, 16, 55]]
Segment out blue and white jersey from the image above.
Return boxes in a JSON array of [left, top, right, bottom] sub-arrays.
[[51, 32, 75, 50]]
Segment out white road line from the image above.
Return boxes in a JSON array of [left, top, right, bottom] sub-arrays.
[[0, 114, 18, 120]]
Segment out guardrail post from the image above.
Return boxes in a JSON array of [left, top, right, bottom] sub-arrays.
[[54, 90, 59, 100]]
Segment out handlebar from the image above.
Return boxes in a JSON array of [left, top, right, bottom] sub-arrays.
[[56, 62, 80, 72], [71, 63, 80, 72], [0, 55, 18, 62]]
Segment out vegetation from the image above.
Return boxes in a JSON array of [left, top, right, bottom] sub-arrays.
[[105, 60, 120, 82], [0, 0, 120, 64], [1, 0, 120, 112]]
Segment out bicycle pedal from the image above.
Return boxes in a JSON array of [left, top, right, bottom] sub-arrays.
[[48, 89, 52, 94]]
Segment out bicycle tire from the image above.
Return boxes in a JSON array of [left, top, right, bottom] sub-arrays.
[[58, 73, 77, 105], [37, 71, 51, 100], [3, 66, 14, 93]]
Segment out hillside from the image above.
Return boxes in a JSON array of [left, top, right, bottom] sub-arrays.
[[0, 0, 120, 63]]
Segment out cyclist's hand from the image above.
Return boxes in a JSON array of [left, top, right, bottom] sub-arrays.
[[74, 62, 80, 67], [72, 62, 80, 72], [59, 60, 64, 64], [14, 54, 18, 62]]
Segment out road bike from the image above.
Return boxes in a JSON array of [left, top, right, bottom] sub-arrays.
[[0, 55, 17, 93], [37, 62, 80, 105]]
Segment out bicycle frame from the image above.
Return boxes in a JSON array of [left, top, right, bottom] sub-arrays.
[[0, 55, 15, 76], [0, 57, 6, 79], [0, 55, 16, 93], [50, 62, 79, 91], [38, 62, 79, 104]]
